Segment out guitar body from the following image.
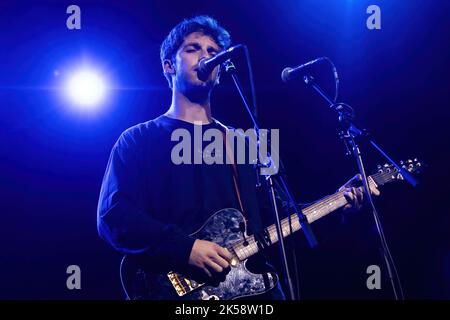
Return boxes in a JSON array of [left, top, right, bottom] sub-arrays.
[[120, 208, 278, 300]]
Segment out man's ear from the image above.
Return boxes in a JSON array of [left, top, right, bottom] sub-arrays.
[[163, 59, 176, 76]]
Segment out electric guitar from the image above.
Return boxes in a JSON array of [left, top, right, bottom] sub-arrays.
[[120, 159, 423, 300]]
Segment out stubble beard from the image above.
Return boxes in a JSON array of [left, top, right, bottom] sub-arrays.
[[177, 72, 214, 105]]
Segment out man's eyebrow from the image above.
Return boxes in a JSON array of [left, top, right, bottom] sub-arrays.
[[182, 42, 201, 49], [208, 46, 220, 52], [182, 42, 220, 52]]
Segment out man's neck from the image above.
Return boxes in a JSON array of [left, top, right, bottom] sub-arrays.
[[165, 89, 213, 124]]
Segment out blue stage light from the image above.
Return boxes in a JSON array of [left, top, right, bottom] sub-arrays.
[[66, 70, 106, 108]]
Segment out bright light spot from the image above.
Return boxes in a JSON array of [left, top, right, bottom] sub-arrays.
[[66, 70, 105, 108]]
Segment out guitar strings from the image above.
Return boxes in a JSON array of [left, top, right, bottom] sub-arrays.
[[228, 168, 413, 259]]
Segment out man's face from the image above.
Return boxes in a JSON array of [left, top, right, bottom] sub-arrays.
[[169, 32, 221, 94]]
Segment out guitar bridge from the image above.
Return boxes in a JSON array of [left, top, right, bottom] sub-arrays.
[[167, 271, 204, 297]]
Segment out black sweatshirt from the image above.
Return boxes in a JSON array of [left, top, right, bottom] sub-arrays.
[[97, 115, 266, 272]]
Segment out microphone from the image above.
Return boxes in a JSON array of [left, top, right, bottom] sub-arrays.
[[281, 57, 327, 82], [197, 44, 243, 81]]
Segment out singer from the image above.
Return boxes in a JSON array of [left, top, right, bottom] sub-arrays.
[[96, 15, 373, 300]]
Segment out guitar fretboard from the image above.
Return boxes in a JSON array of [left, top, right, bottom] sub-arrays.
[[231, 177, 377, 261]]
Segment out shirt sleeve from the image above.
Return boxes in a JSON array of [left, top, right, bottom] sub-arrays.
[[96, 128, 195, 269]]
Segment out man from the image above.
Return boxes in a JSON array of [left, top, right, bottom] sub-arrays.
[[97, 15, 376, 300]]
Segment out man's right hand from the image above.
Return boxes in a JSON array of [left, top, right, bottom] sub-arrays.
[[188, 239, 233, 278]]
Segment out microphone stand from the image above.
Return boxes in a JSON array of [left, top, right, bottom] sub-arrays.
[[302, 74, 413, 300], [224, 60, 318, 301]]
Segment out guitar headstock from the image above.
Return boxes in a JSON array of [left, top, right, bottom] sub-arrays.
[[371, 158, 424, 186]]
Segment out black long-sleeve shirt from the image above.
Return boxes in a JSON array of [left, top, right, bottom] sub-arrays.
[[97, 115, 265, 272]]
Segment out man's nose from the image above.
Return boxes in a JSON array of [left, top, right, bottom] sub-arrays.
[[199, 49, 213, 61]]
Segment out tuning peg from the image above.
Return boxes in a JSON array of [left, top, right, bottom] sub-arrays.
[[407, 159, 413, 164], [400, 160, 404, 165]]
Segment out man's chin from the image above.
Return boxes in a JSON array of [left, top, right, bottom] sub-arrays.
[[182, 82, 212, 102], [194, 77, 214, 86], [191, 79, 214, 91]]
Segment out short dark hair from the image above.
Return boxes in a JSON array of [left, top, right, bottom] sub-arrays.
[[160, 15, 232, 88]]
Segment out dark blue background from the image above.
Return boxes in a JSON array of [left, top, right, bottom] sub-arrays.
[[0, 0, 449, 299]]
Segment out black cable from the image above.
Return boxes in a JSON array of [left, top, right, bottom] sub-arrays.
[[322, 56, 339, 103], [243, 45, 258, 121]]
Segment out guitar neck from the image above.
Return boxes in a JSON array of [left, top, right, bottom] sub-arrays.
[[231, 177, 377, 261]]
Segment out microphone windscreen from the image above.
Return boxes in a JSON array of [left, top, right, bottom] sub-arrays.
[[281, 67, 292, 83]]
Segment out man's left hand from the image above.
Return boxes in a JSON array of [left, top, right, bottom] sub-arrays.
[[339, 174, 380, 211]]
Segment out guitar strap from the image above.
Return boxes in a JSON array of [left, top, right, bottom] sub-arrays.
[[214, 120, 248, 221]]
